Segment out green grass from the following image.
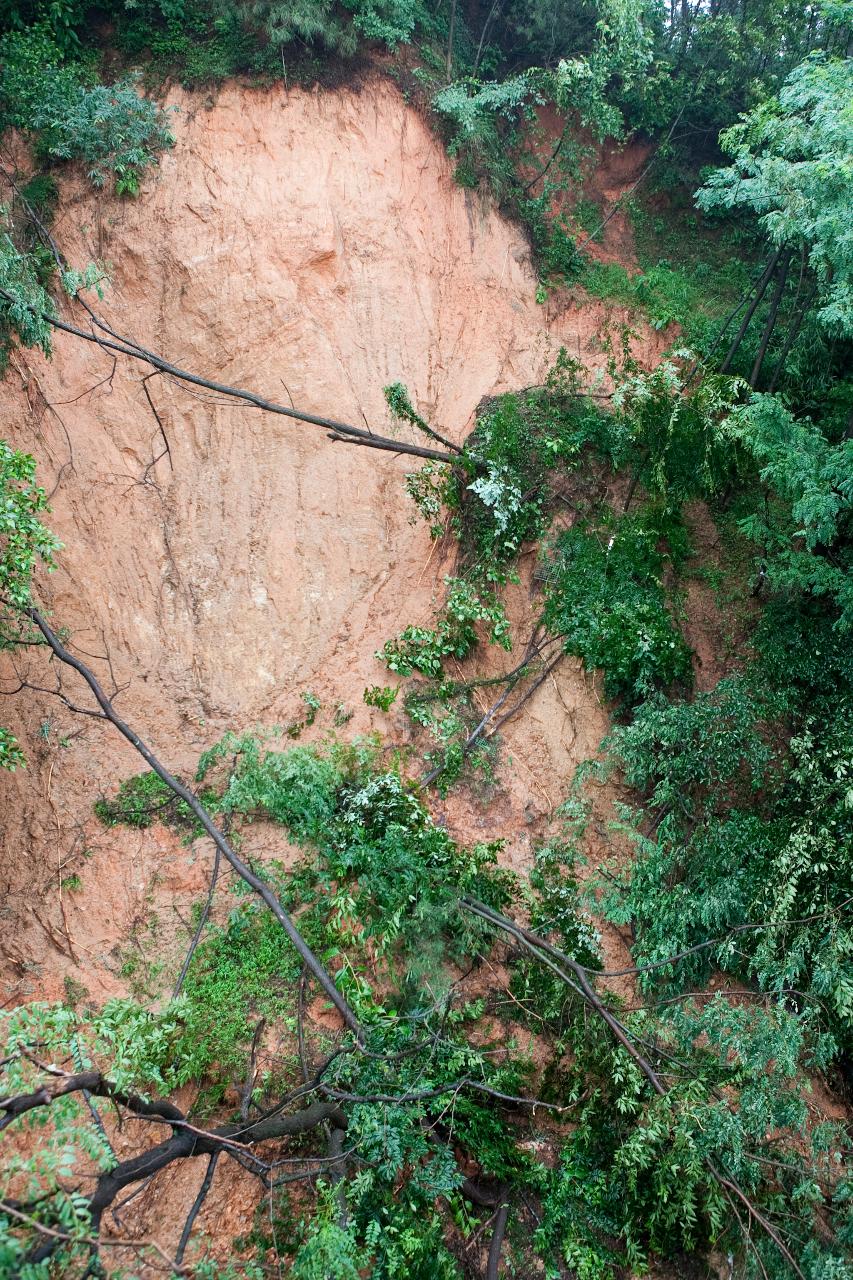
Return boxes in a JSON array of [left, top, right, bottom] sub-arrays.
[[574, 196, 756, 356]]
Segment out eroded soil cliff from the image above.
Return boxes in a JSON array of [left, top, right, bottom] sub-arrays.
[[0, 87, 680, 1267]]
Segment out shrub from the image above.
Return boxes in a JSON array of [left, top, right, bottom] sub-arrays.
[[543, 508, 693, 704], [94, 770, 211, 833], [378, 577, 510, 677], [0, 30, 173, 193]]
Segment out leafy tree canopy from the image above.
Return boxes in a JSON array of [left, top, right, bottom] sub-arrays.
[[698, 53, 853, 336]]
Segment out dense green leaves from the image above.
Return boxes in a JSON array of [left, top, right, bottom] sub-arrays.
[[0, 29, 173, 193], [599, 603, 853, 1049], [698, 54, 853, 337], [0, 225, 54, 357], [543, 509, 693, 704], [0, 438, 58, 768], [724, 392, 853, 625]]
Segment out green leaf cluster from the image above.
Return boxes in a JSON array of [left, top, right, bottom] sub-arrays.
[[0, 29, 174, 193], [542, 507, 693, 704]]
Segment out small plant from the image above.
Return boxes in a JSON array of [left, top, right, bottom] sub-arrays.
[[405, 681, 499, 794], [363, 685, 399, 711], [405, 462, 452, 538], [62, 976, 88, 1006], [60, 873, 82, 892], [94, 770, 214, 835], [572, 197, 603, 241], [302, 690, 321, 725], [378, 578, 511, 677]]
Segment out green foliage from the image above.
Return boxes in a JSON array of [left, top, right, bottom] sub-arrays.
[[572, 196, 603, 241], [198, 732, 341, 840], [363, 683, 399, 710], [383, 380, 454, 452], [698, 53, 853, 337], [82, 733, 517, 1088], [542, 506, 693, 704], [723, 392, 853, 626], [0, 29, 174, 192], [611, 356, 744, 502], [384, 380, 428, 429], [0, 223, 55, 356], [248, 0, 426, 55], [94, 769, 213, 834], [579, 258, 635, 303], [177, 882, 303, 1086], [521, 188, 585, 285], [302, 688, 321, 724], [599, 601, 853, 1048], [434, 71, 538, 153], [404, 678, 499, 794], [578, 233, 754, 363], [287, 1007, 533, 1278], [0, 438, 58, 768], [378, 576, 511, 676], [88, 0, 427, 83], [3, 5, 853, 1277], [195, 735, 514, 977], [0, 996, 227, 1273], [404, 461, 453, 538], [0, 439, 57, 611], [458, 350, 609, 573], [18, 172, 58, 222], [536, 996, 846, 1278]]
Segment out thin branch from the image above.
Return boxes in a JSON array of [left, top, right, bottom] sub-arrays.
[[522, 122, 569, 195], [24, 606, 362, 1038], [319, 1080, 569, 1112], [240, 1019, 266, 1123], [172, 844, 221, 998], [461, 897, 667, 1095], [174, 1152, 219, 1266], [579, 896, 853, 979], [0, 290, 462, 465], [720, 248, 782, 373], [573, 95, 692, 255], [141, 372, 173, 477], [486, 1195, 510, 1280], [0, 1203, 187, 1275]]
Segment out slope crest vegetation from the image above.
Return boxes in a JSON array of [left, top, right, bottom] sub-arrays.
[[0, 0, 851, 1277]]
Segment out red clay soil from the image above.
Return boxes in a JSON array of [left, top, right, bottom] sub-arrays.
[[0, 76, 684, 1269]]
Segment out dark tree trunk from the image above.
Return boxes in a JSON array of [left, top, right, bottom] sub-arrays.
[[750, 249, 792, 388], [720, 248, 782, 373], [767, 279, 818, 392]]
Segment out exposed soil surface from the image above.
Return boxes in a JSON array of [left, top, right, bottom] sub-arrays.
[[0, 77, 675, 998], [0, 75, 697, 1268]]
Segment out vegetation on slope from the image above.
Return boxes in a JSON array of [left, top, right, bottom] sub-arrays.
[[0, 0, 851, 1277]]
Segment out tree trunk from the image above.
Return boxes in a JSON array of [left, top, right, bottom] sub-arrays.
[[767, 279, 818, 392], [447, 0, 457, 80], [720, 248, 782, 373], [749, 248, 792, 388]]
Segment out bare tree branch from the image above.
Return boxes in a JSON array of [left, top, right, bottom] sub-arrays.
[[0, 289, 462, 466], [23, 605, 362, 1039], [174, 1152, 219, 1267]]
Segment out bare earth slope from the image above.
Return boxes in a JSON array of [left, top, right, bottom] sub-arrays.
[[0, 77, 665, 1002]]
